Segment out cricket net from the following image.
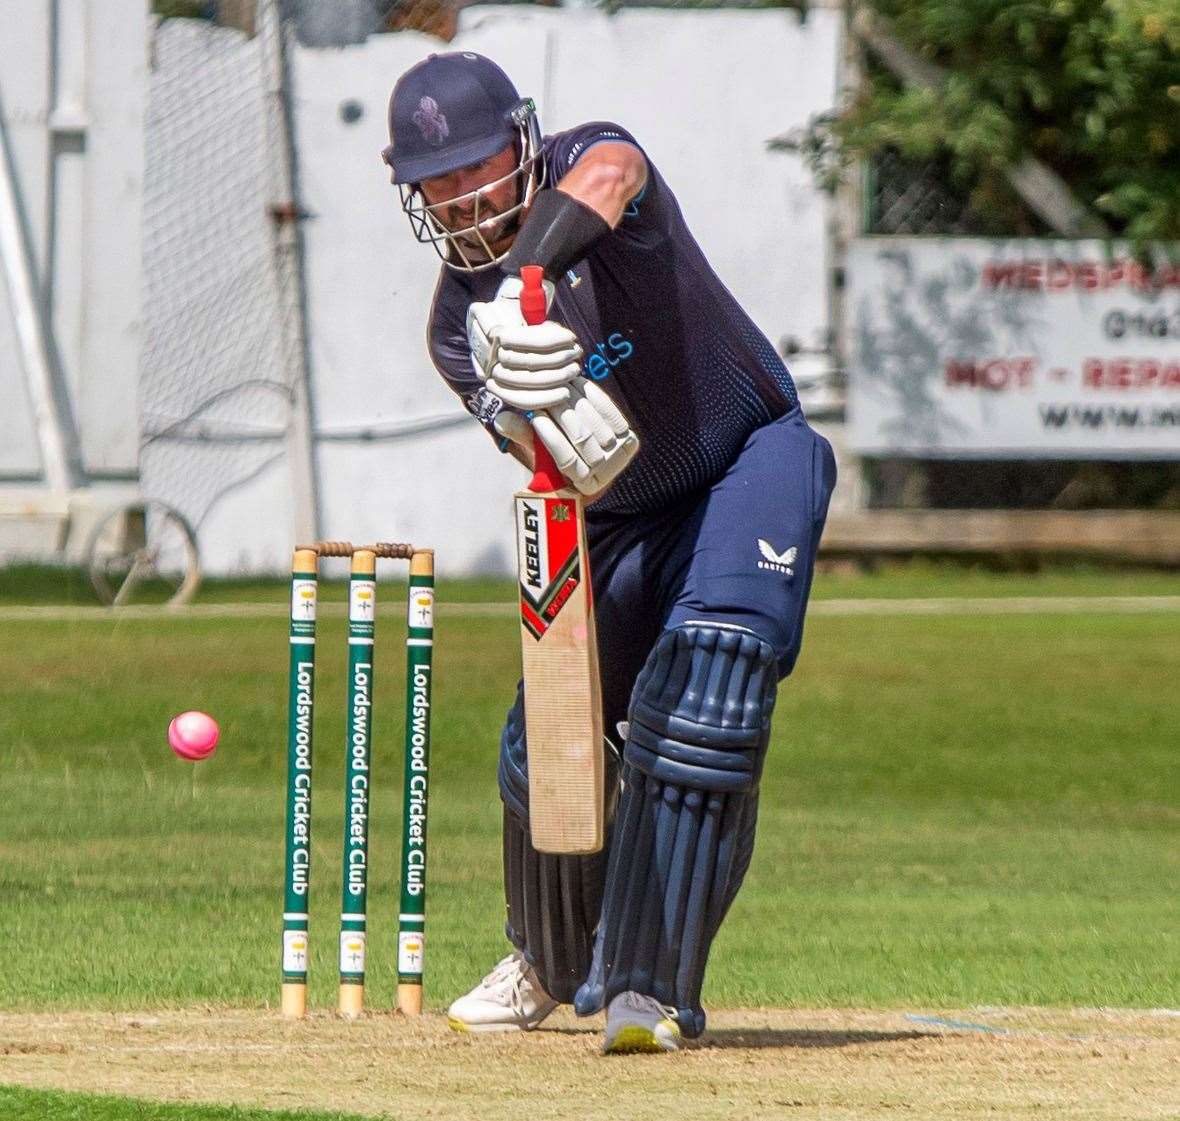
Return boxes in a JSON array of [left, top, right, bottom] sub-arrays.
[[139, 4, 311, 544]]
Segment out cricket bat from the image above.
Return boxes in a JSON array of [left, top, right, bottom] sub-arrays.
[[513, 264, 604, 855]]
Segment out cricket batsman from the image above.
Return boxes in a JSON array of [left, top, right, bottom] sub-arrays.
[[383, 52, 836, 1052]]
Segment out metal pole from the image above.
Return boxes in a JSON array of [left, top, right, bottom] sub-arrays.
[[258, 0, 321, 543], [0, 81, 79, 494]]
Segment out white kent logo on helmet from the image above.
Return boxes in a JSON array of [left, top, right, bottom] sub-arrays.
[[412, 96, 449, 146]]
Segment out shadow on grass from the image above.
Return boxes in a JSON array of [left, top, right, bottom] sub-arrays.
[[693, 1028, 939, 1050]]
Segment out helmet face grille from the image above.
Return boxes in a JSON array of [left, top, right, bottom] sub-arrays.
[[395, 109, 544, 273]]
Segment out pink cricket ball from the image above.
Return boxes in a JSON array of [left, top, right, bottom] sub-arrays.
[[168, 710, 220, 761]]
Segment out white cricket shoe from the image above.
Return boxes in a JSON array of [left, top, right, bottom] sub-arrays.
[[603, 991, 681, 1054], [447, 951, 559, 1033]]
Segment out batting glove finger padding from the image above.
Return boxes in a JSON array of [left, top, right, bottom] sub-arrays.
[[531, 380, 640, 496], [491, 409, 533, 451], [493, 321, 584, 383], [489, 356, 584, 396], [569, 389, 616, 453], [580, 379, 632, 436], [467, 300, 523, 380], [531, 411, 594, 487], [550, 396, 608, 469], [485, 379, 572, 412]]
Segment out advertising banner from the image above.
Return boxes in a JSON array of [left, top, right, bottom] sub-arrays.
[[847, 239, 1180, 458]]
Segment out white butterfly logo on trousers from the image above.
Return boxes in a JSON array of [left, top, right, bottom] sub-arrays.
[[757, 539, 797, 575]]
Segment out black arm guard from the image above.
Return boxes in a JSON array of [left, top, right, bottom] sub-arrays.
[[502, 189, 610, 281]]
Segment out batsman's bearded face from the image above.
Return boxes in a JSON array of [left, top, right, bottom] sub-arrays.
[[418, 145, 521, 255]]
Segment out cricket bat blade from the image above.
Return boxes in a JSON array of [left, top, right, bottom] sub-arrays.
[[515, 481, 604, 854]]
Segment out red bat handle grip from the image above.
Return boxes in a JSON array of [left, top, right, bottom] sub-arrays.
[[519, 264, 547, 325], [520, 265, 565, 492], [529, 434, 564, 493]]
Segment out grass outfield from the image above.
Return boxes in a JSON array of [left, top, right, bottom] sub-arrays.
[[4, 558, 1180, 606], [0, 570, 1175, 1015], [0, 1086, 370, 1121]]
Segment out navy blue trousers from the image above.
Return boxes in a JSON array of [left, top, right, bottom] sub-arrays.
[[586, 408, 836, 733]]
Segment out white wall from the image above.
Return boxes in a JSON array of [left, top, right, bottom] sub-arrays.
[[0, 0, 146, 485], [286, 5, 841, 577]]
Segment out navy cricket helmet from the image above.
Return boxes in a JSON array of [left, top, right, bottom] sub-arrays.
[[382, 52, 544, 272]]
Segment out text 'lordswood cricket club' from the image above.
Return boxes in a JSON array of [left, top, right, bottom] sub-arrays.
[[404, 664, 431, 896], [344, 663, 373, 896], [290, 662, 314, 896]]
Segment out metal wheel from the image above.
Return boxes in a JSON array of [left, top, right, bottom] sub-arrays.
[[86, 501, 201, 607]]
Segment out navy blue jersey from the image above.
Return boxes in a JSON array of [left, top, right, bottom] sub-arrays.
[[427, 122, 799, 518]]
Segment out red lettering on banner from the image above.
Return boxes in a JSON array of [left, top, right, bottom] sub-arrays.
[[945, 358, 1036, 390], [982, 262, 1021, 288], [979, 258, 1180, 293], [1046, 260, 1073, 290], [1082, 358, 1180, 390]]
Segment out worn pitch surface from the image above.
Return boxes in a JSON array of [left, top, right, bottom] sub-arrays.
[[0, 1007, 1176, 1120]]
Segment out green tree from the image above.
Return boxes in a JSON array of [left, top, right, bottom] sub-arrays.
[[152, 0, 215, 18], [793, 1, 1180, 240]]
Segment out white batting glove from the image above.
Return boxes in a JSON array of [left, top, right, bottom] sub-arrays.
[[467, 277, 582, 412], [534, 379, 639, 496], [494, 385, 639, 496]]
